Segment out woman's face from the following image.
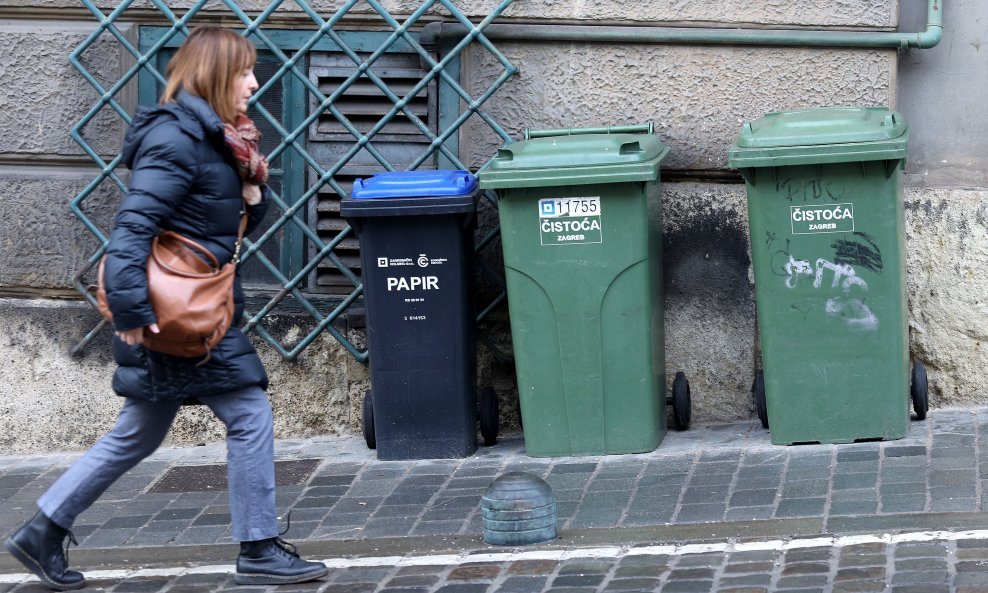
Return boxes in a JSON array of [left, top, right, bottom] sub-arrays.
[[232, 67, 258, 115]]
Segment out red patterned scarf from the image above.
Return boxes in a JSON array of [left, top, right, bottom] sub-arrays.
[[224, 114, 269, 185]]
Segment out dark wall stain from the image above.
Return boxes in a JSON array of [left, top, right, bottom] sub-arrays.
[[663, 210, 752, 308]]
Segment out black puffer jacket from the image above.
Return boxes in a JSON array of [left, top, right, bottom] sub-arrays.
[[103, 90, 270, 401]]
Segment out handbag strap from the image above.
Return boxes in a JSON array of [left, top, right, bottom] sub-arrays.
[[231, 200, 249, 265]]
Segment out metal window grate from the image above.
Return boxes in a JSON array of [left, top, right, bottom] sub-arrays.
[[68, 0, 518, 362]]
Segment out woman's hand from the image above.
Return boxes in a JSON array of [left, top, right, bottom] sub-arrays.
[[115, 323, 160, 346], [243, 182, 262, 205]]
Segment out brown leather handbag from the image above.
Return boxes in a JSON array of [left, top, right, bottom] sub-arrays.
[[96, 214, 247, 365]]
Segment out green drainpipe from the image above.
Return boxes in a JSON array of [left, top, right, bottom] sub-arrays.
[[422, 0, 942, 50]]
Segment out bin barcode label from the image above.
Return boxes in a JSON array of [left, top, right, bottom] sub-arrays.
[[539, 197, 603, 246], [791, 203, 855, 235]]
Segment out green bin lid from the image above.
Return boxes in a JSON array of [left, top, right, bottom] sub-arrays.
[[478, 132, 669, 189], [728, 107, 908, 169]]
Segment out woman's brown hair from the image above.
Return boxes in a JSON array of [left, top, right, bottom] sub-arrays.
[[161, 27, 256, 123]]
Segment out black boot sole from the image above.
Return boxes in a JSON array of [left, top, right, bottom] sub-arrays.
[[5, 538, 87, 591], [234, 566, 328, 585]]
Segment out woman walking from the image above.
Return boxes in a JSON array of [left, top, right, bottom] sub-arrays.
[[5, 27, 327, 590]]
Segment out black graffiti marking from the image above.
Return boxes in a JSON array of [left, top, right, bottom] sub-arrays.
[[790, 303, 815, 319], [768, 235, 794, 278], [776, 177, 824, 203], [831, 232, 883, 274]]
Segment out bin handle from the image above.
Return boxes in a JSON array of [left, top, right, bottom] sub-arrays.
[[524, 122, 654, 140]]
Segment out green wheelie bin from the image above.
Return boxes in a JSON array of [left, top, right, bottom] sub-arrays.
[[478, 124, 691, 457], [728, 106, 929, 446]]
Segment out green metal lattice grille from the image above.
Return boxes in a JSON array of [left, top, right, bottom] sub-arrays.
[[68, 0, 517, 362]]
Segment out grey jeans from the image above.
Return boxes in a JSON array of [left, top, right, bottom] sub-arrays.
[[37, 386, 278, 542]]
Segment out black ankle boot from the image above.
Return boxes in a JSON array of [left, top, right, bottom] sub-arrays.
[[5, 511, 86, 591], [235, 537, 328, 585]]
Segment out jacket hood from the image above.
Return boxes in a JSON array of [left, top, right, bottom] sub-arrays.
[[121, 90, 226, 169]]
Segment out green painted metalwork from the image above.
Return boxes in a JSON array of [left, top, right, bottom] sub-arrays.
[[69, 0, 518, 362]]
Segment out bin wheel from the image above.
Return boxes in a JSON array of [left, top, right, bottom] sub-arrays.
[[480, 387, 499, 446], [911, 360, 929, 421], [671, 372, 691, 431], [362, 389, 376, 449], [752, 370, 769, 429]]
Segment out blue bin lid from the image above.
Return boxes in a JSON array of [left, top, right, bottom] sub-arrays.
[[351, 170, 478, 199]]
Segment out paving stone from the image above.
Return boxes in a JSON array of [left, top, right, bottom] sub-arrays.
[[833, 473, 877, 490], [434, 584, 490, 593], [836, 566, 886, 580], [497, 576, 548, 593], [687, 473, 736, 488], [447, 564, 501, 581], [832, 489, 878, 503], [835, 461, 880, 474], [837, 450, 880, 462], [829, 500, 879, 515], [667, 568, 716, 580], [929, 470, 976, 486], [658, 580, 716, 592], [884, 446, 927, 457], [781, 561, 831, 576], [330, 567, 395, 583], [776, 497, 826, 517], [551, 574, 606, 587], [717, 573, 773, 587], [831, 581, 885, 592], [891, 569, 950, 584], [882, 467, 929, 483], [384, 575, 441, 587], [785, 548, 832, 562], [894, 542, 949, 557], [838, 553, 886, 568], [893, 556, 947, 570], [557, 560, 614, 575], [733, 477, 782, 491], [323, 585, 377, 593], [929, 496, 977, 512], [101, 515, 152, 529], [507, 560, 558, 576], [775, 574, 830, 588], [725, 506, 776, 521], [729, 489, 778, 507], [675, 503, 726, 522], [879, 481, 927, 495], [410, 520, 464, 536], [568, 509, 624, 528]]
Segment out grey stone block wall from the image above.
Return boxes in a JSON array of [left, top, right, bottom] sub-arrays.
[[0, 299, 368, 454], [0, 21, 128, 158], [0, 171, 119, 289], [460, 44, 894, 171]]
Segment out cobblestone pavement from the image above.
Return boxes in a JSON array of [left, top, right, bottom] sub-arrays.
[[1, 532, 986, 592], [0, 408, 986, 591]]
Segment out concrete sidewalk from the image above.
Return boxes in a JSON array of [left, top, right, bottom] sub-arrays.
[[0, 407, 984, 591]]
